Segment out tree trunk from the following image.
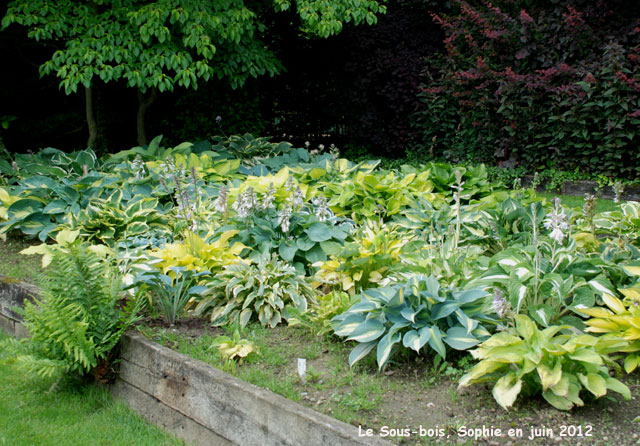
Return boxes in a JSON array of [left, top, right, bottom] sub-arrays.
[[137, 88, 158, 146], [85, 86, 98, 149]]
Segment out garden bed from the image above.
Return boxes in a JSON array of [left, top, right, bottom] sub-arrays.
[[140, 318, 640, 446], [4, 276, 640, 445], [3, 142, 640, 446]]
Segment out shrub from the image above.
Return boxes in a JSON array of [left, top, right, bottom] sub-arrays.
[[413, 0, 640, 177]]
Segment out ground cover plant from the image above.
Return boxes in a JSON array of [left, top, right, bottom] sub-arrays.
[[2, 136, 640, 444]]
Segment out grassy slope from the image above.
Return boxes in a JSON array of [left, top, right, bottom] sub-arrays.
[[0, 333, 183, 446]]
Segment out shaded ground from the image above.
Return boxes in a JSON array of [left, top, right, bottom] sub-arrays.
[[0, 235, 45, 285], [140, 318, 640, 446]]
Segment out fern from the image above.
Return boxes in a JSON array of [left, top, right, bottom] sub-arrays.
[[1, 242, 142, 379]]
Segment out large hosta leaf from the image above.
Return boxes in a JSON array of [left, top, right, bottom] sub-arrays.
[[444, 326, 480, 350], [376, 332, 401, 369], [346, 319, 386, 343], [492, 372, 522, 410], [348, 341, 376, 367]]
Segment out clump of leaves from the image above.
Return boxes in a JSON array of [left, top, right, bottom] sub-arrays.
[[288, 290, 354, 337], [149, 230, 246, 274], [220, 173, 352, 274], [332, 274, 491, 370], [579, 265, 640, 372], [320, 169, 438, 223], [193, 252, 316, 328], [459, 315, 630, 411], [211, 329, 258, 372], [132, 266, 210, 325], [314, 222, 414, 295]]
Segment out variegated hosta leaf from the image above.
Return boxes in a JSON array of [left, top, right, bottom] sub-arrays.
[[492, 373, 522, 410]]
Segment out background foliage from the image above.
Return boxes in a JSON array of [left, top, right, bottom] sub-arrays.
[[412, 0, 640, 178]]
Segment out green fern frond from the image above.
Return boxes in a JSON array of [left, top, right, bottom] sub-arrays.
[[5, 240, 140, 379]]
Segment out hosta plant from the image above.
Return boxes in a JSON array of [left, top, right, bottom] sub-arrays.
[[193, 252, 316, 328], [579, 266, 640, 372], [73, 190, 169, 244], [472, 236, 617, 328], [319, 169, 440, 223], [332, 274, 491, 370], [149, 230, 246, 274], [218, 177, 352, 273], [459, 315, 630, 411], [314, 222, 416, 295], [211, 329, 258, 367], [287, 291, 355, 337]]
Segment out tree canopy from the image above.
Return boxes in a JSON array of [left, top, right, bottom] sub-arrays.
[[1, 0, 386, 145]]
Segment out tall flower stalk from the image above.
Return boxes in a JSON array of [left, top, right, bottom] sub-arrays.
[[530, 202, 541, 306], [543, 198, 569, 245], [452, 170, 464, 251], [583, 194, 597, 244]]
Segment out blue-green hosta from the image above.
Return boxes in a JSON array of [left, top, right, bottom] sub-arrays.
[[217, 177, 353, 273], [332, 275, 491, 370], [458, 315, 630, 411], [0, 147, 99, 181]]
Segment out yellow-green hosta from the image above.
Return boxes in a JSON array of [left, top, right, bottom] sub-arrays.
[[458, 315, 630, 411], [579, 280, 640, 373], [211, 329, 258, 364], [0, 187, 17, 221], [313, 222, 414, 295], [0, 187, 18, 240], [150, 230, 247, 274]]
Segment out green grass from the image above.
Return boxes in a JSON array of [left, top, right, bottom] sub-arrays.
[[140, 323, 391, 425], [0, 333, 183, 446], [0, 235, 45, 285], [537, 192, 618, 213]]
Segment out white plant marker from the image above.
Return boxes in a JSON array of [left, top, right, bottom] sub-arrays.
[[297, 358, 307, 384]]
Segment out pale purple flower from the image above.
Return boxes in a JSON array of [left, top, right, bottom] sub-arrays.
[[278, 205, 292, 233], [262, 183, 276, 210], [544, 198, 569, 243], [312, 195, 331, 221], [214, 186, 228, 213], [492, 288, 510, 319]]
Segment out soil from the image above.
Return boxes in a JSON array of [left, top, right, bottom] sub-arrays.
[[139, 317, 640, 446]]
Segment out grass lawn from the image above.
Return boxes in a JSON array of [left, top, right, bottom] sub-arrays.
[[537, 191, 618, 213], [0, 333, 183, 446]]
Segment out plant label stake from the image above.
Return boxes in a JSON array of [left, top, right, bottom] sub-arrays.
[[297, 358, 307, 384]]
